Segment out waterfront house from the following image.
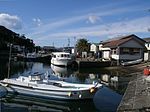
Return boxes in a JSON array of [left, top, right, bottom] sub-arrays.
[[99, 43, 111, 60], [13, 45, 25, 52], [100, 34, 146, 65], [90, 43, 99, 53], [90, 43, 103, 58], [143, 37, 150, 61]]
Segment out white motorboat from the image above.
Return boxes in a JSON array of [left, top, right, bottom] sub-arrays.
[[51, 52, 75, 67], [0, 73, 102, 100]]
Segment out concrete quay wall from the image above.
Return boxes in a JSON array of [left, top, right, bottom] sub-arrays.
[[117, 72, 150, 112]]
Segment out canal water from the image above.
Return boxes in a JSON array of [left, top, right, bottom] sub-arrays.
[[0, 59, 131, 112]]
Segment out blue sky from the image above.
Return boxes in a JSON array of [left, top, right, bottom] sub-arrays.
[[0, 0, 150, 47]]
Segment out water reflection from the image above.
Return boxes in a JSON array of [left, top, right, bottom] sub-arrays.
[[51, 64, 73, 78], [0, 60, 33, 80], [94, 87, 122, 111], [1, 94, 96, 112], [0, 60, 131, 112]]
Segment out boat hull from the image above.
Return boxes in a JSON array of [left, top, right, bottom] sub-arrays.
[[51, 52, 74, 67], [51, 59, 73, 67], [3, 84, 97, 100]]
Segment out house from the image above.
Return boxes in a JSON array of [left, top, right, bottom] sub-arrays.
[[90, 43, 102, 58], [100, 34, 146, 65], [99, 43, 111, 60], [143, 38, 150, 61], [12, 45, 25, 52], [90, 43, 99, 53]]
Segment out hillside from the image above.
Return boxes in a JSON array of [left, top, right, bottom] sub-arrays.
[[0, 25, 35, 53]]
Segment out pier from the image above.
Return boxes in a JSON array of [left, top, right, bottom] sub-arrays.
[[117, 72, 150, 111], [76, 58, 111, 68]]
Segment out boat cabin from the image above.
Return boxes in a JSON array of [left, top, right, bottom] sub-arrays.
[[28, 73, 43, 81], [52, 52, 71, 58]]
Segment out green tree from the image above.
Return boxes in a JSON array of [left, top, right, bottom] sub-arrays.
[[76, 38, 89, 54]]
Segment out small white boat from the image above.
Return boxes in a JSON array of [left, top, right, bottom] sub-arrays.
[[51, 52, 74, 67], [121, 58, 143, 66], [0, 73, 102, 100]]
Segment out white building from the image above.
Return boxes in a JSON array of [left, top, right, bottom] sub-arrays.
[[100, 34, 145, 64], [90, 43, 99, 53], [143, 38, 150, 61]]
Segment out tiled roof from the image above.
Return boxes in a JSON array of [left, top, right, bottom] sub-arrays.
[[103, 37, 131, 48], [102, 34, 145, 48]]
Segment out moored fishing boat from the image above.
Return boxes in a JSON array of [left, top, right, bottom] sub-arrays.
[[0, 73, 102, 100], [51, 52, 75, 67]]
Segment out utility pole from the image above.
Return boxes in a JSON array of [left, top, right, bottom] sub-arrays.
[[74, 36, 77, 55], [7, 35, 14, 78], [7, 43, 12, 78]]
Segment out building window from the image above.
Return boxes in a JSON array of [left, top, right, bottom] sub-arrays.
[[133, 48, 140, 54], [120, 48, 140, 55], [121, 48, 130, 54]]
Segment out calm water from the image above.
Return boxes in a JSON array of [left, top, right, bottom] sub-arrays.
[[0, 59, 131, 112]]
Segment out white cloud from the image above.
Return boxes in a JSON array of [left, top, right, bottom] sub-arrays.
[[30, 3, 148, 37], [28, 2, 150, 46], [36, 16, 150, 41], [32, 18, 42, 26], [0, 13, 22, 30], [87, 15, 101, 24]]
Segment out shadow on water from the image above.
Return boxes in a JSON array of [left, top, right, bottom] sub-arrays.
[[0, 60, 131, 112]]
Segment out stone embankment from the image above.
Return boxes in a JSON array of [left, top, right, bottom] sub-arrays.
[[117, 62, 150, 112]]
